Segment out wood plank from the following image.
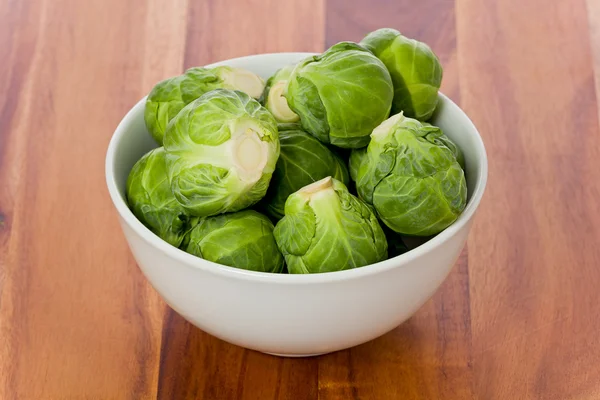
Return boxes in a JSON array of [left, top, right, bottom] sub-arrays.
[[157, 312, 318, 400], [155, 1, 325, 399], [322, 1, 472, 399], [457, 0, 600, 398], [586, 0, 600, 123], [0, 0, 188, 398], [182, 0, 325, 68]]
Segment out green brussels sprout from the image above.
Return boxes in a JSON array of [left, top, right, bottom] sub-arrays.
[[261, 124, 350, 220], [164, 89, 279, 217], [285, 42, 394, 148], [360, 28, 443, 121], [181, 66, 265, 104], [352, 113, 467, 236], [274, 177, 388, 273], [423, 122, 465, 169], [144, 76, 186, 145], [144, 66, 265, 145], [126, 147, 193, 247], [261, 64, 299, 123], [182, 210, 284, 273], [349, 146, 367, 182]]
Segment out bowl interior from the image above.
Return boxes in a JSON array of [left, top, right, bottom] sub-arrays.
[[107, 52, 487, 279]]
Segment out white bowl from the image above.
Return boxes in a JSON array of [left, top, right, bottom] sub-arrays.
[[105, 53, 488, 357]]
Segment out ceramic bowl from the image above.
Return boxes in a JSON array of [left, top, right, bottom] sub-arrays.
[[105, 53, 488, 357]]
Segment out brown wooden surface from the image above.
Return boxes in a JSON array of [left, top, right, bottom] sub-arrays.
[[1, 0, 599, 398]]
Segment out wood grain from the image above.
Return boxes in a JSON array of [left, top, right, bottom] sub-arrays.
[[182, 0, 325, 68], [0, 0, 180, 398], [1, 0, 600, 398], [157, 312, 319, 400], [457, 0, 600, 398], [587, 0, 600, 123]]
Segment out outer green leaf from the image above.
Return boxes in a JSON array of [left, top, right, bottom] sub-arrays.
[[361, 28, 443, 121], [422, 122, 465, 169], [273, 200, 316, 257], [183, 210, 284, 273], [349, 147, 367, 183], [286, 75, 329, 142], [181, 66, 264, 104], [126, 147, 193, 247], [144, 76, 186, 145], [179, 67, 221, 104]]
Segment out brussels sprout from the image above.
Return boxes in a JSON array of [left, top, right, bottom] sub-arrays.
[[261, 65, 299, 123], [181, 66, 265, 104], [126, 147, 193, 247], [353, 113, 467, 236], [144, 76, 186, 145], [274, 177, 387, 273], [144, 66, 265, 145], [349, 146, 367, 182], [423, 122, 465, 169], [164, 89, 279, 217], [183, 210, 284, 273], [360, 28, 442, 121], [438, 135, 464, 170], [261, 124, 350, 220], [285, 42, 394, 148]]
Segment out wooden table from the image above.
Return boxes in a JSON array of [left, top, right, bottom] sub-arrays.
[[1, 0, 600, 398]]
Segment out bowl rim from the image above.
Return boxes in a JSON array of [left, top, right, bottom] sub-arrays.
[[105, 52, 488, 285]]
